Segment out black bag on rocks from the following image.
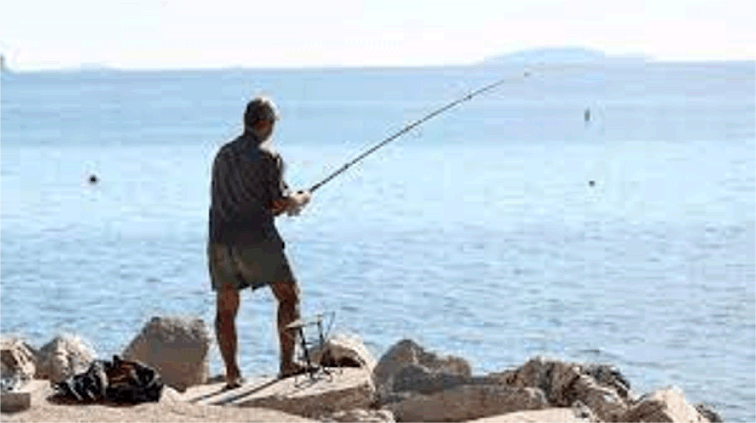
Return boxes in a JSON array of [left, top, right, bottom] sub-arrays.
[[55, 355, 163, 404], [55, 360, 108, 402]]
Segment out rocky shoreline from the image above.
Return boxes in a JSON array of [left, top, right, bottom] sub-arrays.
[[2, 316, 724, 422]]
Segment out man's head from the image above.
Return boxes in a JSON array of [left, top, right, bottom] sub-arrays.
[[244, 96, 279, 141]]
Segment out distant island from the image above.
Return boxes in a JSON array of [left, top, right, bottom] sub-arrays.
[[480, 47, 652, 65]]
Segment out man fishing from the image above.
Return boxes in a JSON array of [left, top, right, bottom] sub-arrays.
[[208, 97, 312, 389], [205, 75, 515, 390]]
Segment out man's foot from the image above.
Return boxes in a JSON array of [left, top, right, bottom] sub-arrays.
[[224, 375, 245, 390], [279, 361, 317, 379]]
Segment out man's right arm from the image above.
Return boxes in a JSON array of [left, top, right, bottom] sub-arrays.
[[271, 198, 289, 216], [264, 153, 311, 216]]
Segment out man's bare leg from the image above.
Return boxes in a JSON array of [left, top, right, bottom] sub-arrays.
[[270, 280, 301, 376], [215, 285, 242, 387]]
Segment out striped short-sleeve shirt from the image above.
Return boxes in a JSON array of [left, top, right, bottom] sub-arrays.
[[209, 132, 290, 246]]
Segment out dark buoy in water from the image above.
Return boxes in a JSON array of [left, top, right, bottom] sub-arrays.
[[589, 180, 595, 187], [88, 174, 98, 184], [584, 108, 591, 123]]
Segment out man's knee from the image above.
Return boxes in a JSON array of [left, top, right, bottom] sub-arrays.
[[216, 287, 240, 319], [216, 308, 235, 323], [272, 281, 300, 307]]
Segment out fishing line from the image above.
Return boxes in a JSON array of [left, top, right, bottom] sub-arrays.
[[307, 69, 535, 193]]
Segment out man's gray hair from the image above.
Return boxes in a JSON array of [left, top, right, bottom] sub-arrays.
[[244, 97, 279, 130]]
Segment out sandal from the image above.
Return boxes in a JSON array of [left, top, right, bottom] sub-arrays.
[[279, 362, 318, 379], [223, 376, 245, 390]]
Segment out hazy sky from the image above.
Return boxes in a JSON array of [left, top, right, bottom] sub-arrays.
[[1, 0, 754, 70]]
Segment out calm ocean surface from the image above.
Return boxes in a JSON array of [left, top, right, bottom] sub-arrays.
[[1, 63, 754, 421]]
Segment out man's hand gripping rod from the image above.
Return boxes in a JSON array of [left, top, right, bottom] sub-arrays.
[[308, 71, 531, 193]]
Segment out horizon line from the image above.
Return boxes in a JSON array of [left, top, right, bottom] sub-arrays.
[[3, 57, 755, 74]]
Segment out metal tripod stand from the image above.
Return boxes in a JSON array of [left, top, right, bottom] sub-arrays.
[[285, 314, 333, 382]]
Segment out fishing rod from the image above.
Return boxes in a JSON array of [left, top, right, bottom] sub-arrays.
[[308, 70, 532, 193]]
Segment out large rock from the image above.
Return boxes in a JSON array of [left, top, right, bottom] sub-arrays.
[[122, 316, 210, 392], [0, 389, 32, 412], [621, 386, 708, 423], [373, 343, 569, 422], [494, 357, 582, 404], [570, 373, 628, 422], [36, 334, 95, 384], [385, 384, 547, 422], [468, 407, 597, 423], [6, 379, 315, 422], [182, 367, 375, 419], [495, 356, 631, 422], [571, 400, 600, 422], [1, 337, 37, 383], [310, 333, 377, 373], [388, 363, 500, 396], [694, 403, 724, 423], [372, 339, 471, 397], [582, 363, 633, 401], [320, 408, 396, 422]]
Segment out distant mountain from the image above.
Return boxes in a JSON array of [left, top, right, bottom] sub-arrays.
[[480, 47, 651, 65], [77, 62, 116, 71]]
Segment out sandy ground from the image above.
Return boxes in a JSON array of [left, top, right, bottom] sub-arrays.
[[2, 381, 314, 423], [468, 408, 589, 422], [2, 380, 590, 423]]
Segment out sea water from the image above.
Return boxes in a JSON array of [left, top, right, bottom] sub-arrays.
[[1, 62, 754, 421]]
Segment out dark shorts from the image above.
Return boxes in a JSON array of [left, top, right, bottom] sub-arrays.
[[208, 242, 296, 291]]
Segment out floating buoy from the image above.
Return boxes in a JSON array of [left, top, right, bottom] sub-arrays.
[[584, 108, 591, 122], [588, 180, 595, 187], [88, 174, 98, 184]]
